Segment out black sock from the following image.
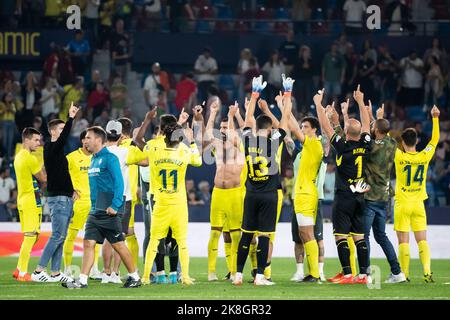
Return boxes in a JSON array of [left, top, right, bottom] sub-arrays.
[[355, 239, 370, 275], [336, 239, 352, 275], [169, 256, 178, 273], [236, 232, 253, 273], [256, 236, 270, 275], [155, 253, 165, 272]]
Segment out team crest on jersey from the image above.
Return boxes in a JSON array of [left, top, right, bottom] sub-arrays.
[[425, 146, 432, 152], [364, 135, 371, 142]]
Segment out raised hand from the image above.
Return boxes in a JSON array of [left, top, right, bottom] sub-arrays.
[[376, 103, 385, 120], [313, 88, 325, 107], [353, 84, 364, 106], [341, 98, 350, 115], [228, 101, 239, 117], [184, 122, 194, 141], [281, 73, 295, 92], [209, 99, 220, 113], [275, 91, 283, 107], [145, 106, 158, 122], [252, 75, 267, 94], [431, 105, 440, 118], [193, 105, 204, 121], [244, 96, 250, 111], [326, 102, 339, 124], [178, 108, 189, 125], [68, 101, 80, 119]]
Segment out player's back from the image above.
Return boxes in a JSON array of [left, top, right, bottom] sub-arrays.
[[295, 135, 323, 195], [394, 148, 434, 202], [148, 141, 201, 205]]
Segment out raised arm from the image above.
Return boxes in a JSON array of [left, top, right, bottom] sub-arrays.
[[54, 102, 79, 150], [279, 74, 295, 133], [353, 84, 371, 134], [227, 101, 242, 148], [245, 76, 266, 129], [185, 122, 202, 167], [134, 106, 157, 150], [234, 107, 245, 129], [204, 100, 219, 142], [314, 89, 334, 139], [258, 99, 280, 128], [340, 98, 350, 132], [429, 105, 440, 147]]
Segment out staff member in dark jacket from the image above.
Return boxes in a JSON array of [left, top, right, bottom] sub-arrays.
[[31, 102, 79, 283], [63, 126, 141, 289]]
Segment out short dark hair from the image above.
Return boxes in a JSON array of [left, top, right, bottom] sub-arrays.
[[22, 127, 41, 141], [48, 119, 65, 133], [160, 114, 178, 131], [301, 117, 320, 130], [401, 128, 417, 147], [256, 114, 272, 130], [117, 117, 133, 136], [221, 117, 229, 123], [79, 130, 87, 143], [375, 119, 390, 135], [163, 123, 183, 148], [87, 126, 107, 143]]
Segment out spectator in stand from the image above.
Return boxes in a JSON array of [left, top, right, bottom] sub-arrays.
[[86, 69, 102, 94], [377, 44, 398, 112], [61, 76, 84, 122], [361, 39, 377, 65], [356, 49, 377, 101], [44, 0, 62, 27], [188, 191, 205, 206], [93, 109, 111, 128], [282, 168, 294, 206], [424, 56, 444, 107], [342, 42, 358, 99], [262, 50, 286, 103], [0, 166, 15, 221], [84, 0, 101, 50], [40, 78, 62, 119], [141, 0, 162, 32], [0, 92, 18, 161], [21, 72, 41, 113], [237, 48, 258, 104], [112, 38, 130, 82], [110, 19, 130, 60], [194, 48, 218, 104], [197, 181, 211, 203], [68, 110, 89, 153], [186, 179, 196, 194], [292, 0, 311, 35], [336, 33, 351, 56], [66, 30, 91, 79], [144, 62, 169, 108], [175, 72, 197, 114], [57, 48, 76, 86], [88, 81, 110, 122], [423, 38, 448, 75], [292, 45, 314, 113], [322, 42, 346, 104], [110, 75, 128, 119], [114, 0, 134, 29], [343, 0, 367, 34], [99, 0, 115, 49], [166, 0, 195, 33], [387, 0, 416, 36], [243, 58, 261, 96], [323, 163, 335, 203], [278, 29, 299, 76], [398, 50, 424, 107]]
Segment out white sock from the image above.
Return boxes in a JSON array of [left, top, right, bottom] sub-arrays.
[[79, 274, 88, 285], [319, 262, 324, 275], [255, 274, 265, 281], [296, 263, 304, 275], [235, 272, 243, 279], [170, 271, 177, 276], [156, 271, 165, 276], [128, 271, 140, 281]]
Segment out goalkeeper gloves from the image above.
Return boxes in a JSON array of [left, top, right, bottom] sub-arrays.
[[251, 75, 267, 98], [350, 180, 371, 194], [282, 73, 295, 97]]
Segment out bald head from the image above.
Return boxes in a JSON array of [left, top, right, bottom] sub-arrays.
[[346, 118, 361, 139]]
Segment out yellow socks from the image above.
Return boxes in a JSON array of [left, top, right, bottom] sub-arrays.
[[126, 234, 140, 268], [207, 230, 221, 273], [418, 240, 431, 276], [63, 228, 79, 272], [17, 234, 37, 274], [304, 240, 320, 278], [178, 239, 190, 282], [264, 263, 272, 279], [399, 243, 410, 279], [347, 236, 357, 276], [249, 242, 258, 271], [224, 241, 232, 273], [230, 231, 241, 275], [143, 238, 159, 281]]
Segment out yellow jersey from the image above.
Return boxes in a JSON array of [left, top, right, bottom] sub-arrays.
[[145, 136, 166, 195], [146, 140, 202, 205], [14, 149, 43, 209], [394, 118, 439, 202], [120, 138, 147, 202], [67, 148, 92, 201], [294, 135, 323, 195]]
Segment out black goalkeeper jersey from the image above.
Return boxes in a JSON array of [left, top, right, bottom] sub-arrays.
[[330, 132, 372, 194], [242, 127, 286, 192]]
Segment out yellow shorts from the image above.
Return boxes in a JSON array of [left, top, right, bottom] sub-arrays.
[[151, 202, 188, 241], [210, 186, 244, 231], [394, 200, 427, 232], [294, 193, 318, 223], [19, 207, 42, 234], [69, 199, 91, 231], [128, 199, 137, 229]]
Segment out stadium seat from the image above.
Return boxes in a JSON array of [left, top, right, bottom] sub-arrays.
[[210, 0, 225, 6], [199, 6, 216, 19], [214, 21, 232, 33], [216, 6, 233, 19], [191, 0, 209, 9], [218, 74, 236, 91], [273, 21, 291, 34], [196, 20, 213, 33], [406, 106, 427, 122], [233, 20, 250, 33], [274, 8, 289, 20]]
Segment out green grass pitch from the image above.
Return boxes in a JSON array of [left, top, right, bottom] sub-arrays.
[[1, 257, 449, 300]]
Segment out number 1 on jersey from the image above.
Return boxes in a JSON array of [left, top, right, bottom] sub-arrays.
[[355, 156, 362, 179], [159, 169, 178, 191]]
